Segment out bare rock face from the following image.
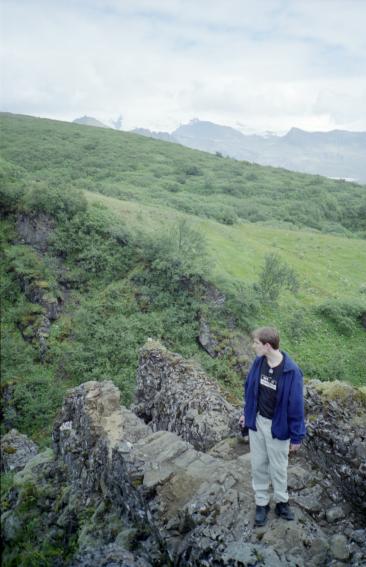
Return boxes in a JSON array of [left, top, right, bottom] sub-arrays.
[[198, 318, 253, 373], [197, 283, 253, 373], [16, 213, 56, 253], [69, 544, 152, 567], [1, 429, 38, 472], [52, 379, 350, 566], [132, 339, 241, 450], [11, 213, 70, 361], [303, 380, 366, 519], [51, 375, 365, 565]]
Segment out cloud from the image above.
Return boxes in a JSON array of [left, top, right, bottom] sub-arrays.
[[1, 0, 365, 132], [314, 83, 366, 128]]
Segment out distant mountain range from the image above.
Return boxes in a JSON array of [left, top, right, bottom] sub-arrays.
[[73, 116, 109, 128], [73, 116, 366, 183]]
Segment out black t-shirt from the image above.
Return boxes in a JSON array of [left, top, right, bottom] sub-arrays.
[[257, 356, 284, 419]]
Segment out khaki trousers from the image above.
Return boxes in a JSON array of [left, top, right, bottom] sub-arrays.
[[249, 414, 290, 506]]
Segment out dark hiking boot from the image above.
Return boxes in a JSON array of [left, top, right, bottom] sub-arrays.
[[255, 504, 270, 526], [275, 502, 294, 521]]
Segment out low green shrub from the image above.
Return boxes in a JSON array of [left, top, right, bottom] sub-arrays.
[[0, 159, 26, 213], [256, 253, 299, 304], [316, 299, 366, 335], [21, 182, 87, 221]]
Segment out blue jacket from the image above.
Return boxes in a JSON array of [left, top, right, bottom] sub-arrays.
[[244, 352, 306, 444]]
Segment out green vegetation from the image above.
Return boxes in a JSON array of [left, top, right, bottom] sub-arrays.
[[255, 252, 299, 304], [1, 112, 365, 455], [1, 113, 365, 235]]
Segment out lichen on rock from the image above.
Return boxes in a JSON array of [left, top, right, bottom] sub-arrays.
[[1, 429, 39, 473], [132, 339, 241, 451]]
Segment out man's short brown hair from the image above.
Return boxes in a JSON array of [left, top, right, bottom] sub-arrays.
[[252, 327, 280, 350]]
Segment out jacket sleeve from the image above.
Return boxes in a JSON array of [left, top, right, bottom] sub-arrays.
[[243, 358, 258, 418], [288, 369, 306, 444], [243, 370, 248, 417]]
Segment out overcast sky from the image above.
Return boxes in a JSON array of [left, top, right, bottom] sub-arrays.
[[1, 0, 366, 134]]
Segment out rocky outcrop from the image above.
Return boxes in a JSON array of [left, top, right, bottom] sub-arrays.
[[135, 341, 366, 521], [1, 429, 39, 472], [197, 283, 253, 373], [51, 380, 366, 566], [13, 213, 66, 359], [17, 281, 63, 360], [198, 318, 252, 372], [16, 213, 56, 253], [303, 380, 366, 518], [2, 345, 366, 566], [133, 340, 240, 450]]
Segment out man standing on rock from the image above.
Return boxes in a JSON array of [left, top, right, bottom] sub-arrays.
[[239, 326, 306, 527]]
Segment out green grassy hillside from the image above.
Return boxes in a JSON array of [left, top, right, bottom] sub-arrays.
[[84, 191, 366, 384], [1, 112, 365, 235], [85, 191, 365, 300], [1, 112, 365, 447]]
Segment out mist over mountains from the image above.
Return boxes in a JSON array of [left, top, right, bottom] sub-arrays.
[[73, 115, 366, 183], [131, 119, 366, 183], [72, 112, 366, 182]]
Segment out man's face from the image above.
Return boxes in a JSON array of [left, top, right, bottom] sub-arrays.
[[252, 338, 268, 357]]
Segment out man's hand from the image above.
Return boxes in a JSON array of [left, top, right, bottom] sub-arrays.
[[289, 443, 301, 453], [239, 414, 245, 427]]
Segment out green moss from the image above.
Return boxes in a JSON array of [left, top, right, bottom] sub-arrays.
[[14, 449, 54, 487], [311, 379, 366, 406], [1, 472, 15, 501], [35, 280, 50, 290], [3, 446, 17, 454]]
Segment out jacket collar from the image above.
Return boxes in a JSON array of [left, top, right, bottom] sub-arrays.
[[255, 351, 297, 373], [281, 352, 298, 372]]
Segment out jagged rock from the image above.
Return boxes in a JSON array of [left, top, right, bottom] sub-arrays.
[[306, 537, 330, 567], [132, 340, 241, 451], [51, 384, 266, 563], [50, 378, 365, 566], [293, 483, 329, 514], [198, 318, 253, 372], [303, 380, 366, 517], [13, 213, 67, 360], [220, 541, 285, 566], [207, 436, 249, 460], [287, 464, 317, 490], [326, 506, 347, 523], [1, 429, 38, 472], [1, 511, 22, 542], [197, 282, 253, 373], [69, 544, 152, 567], [330, 534, 350, 561], [351, 529, 366, 546], [16, 273, 63, 361], [16, 213, 55, 252], [3, 347, 366, 566], [13, 448, 54, 485]]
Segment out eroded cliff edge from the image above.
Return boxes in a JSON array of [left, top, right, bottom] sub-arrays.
[[2, 340, 366, 566]]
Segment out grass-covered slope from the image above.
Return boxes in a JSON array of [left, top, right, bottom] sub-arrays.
[[85, 191, 365, 300], [84, 191, 366, 385], [1, 112, 365, 235], [1, 112, 365, 447]]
